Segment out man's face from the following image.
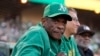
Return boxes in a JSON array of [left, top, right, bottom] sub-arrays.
[[42, 16, 67, 40], [65, 11, 80, 34], [75, 33, 92, 48]]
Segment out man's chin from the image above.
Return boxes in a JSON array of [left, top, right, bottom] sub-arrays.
[[52, 33, 62, 40], [53, 35, 62, 40], [79, 44, 88, 48]]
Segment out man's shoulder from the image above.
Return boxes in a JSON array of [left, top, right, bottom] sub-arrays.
[[29, 25, 44, 31], [15, 25, 49, 48], [18, 25, 47, 42], [87, 48, 94, 53], [25, 24, 46, 34]]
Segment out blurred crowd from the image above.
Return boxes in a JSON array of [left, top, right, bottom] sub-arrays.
[[91, 32, 100, 56], [0, 19, 33, 43]]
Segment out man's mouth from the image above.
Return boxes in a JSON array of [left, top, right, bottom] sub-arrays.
[[54, 31, 63, 36]]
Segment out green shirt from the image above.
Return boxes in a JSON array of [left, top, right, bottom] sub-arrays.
[[61, 35, 81, 56], [11, 22, 62, 56]]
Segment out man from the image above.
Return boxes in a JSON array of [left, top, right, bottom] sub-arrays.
[[61, 8, 80, 56], [75, 25, 95, 56], [11, 3, 72, 56]]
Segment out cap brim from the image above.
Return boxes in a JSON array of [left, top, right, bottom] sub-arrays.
[[79, 30, 95, 36], [48, 13, 72, 21]]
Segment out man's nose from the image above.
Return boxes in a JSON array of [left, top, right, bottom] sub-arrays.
[[77, 21, 80, 27], [85, 36, 90, 40], [57, 25, 65, 30]]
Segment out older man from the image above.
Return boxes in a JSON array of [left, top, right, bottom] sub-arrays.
[[11, 3, 72, 56], [75, 25, 95, 56]]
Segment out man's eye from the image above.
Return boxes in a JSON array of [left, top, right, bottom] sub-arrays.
[[72, 18, 79, 22]]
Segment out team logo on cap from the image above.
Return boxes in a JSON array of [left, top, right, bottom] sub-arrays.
[[59, 4, 66, 12], [83, 26, 90, 30]]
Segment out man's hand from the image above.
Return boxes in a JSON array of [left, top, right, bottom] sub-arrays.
[[56, 52, 67, 56]]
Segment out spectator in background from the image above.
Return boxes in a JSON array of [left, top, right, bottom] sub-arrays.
[[62, 8, 80, 56], [0, 29, 8, 42], [11, 3, 72, 56], [75, 25, 95, 56]]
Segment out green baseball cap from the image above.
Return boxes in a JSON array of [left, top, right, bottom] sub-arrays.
[[43, 3, 72, 21]]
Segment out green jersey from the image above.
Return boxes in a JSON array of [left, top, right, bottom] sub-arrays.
[[11, 22, 62, 56], [61, 35, 81, 56]]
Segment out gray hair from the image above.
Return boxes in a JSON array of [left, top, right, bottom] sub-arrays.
[[68, 8, 77, 14]]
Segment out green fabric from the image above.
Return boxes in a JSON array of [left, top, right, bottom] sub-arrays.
[[43, 3, 69, 18], [28, 0, 64, 5], [61, 35, 81, 56], [49, 38, 63, 55], [11, 22, 62, 56]]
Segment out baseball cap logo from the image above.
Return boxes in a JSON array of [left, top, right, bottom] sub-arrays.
[[59, 4, 66, 12], [84, 26, 90, 30]]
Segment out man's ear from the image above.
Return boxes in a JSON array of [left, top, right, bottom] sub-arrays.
[[41, 18, 46, 25]]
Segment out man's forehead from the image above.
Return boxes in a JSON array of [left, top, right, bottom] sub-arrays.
[[69, 11, 78, 20]]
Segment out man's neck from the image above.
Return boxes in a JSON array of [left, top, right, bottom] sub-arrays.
[[64, 31, 71, 39]]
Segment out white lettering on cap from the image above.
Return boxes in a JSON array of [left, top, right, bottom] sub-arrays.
[[84, 26, 90, 30], [59, 4, 66, 12]]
